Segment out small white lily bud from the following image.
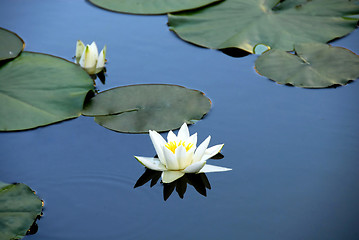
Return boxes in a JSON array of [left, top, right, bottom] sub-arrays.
[[75, 40, 106, 75]]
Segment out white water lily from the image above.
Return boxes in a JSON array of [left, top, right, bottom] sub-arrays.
[[135, 123, 231, 183], [75, 40, 106, 74]]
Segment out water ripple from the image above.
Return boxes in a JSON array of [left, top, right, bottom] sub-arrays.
[[36, 170, 163, 240]]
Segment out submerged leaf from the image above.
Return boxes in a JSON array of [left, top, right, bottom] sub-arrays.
[[0, 27, 24, 61], [82, 84, 211, 133], [255, 43, 359, 88], [88, 0, 222, 15], [0, 52, 94, 131], [168, 0, 359, 53], [0, 182, 43, 240]]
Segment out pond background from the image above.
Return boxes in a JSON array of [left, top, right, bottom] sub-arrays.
[[1, 0, 359, 239]]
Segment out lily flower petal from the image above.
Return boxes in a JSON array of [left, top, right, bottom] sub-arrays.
[[201, 144, 224, 161], [183, 146, 195, 168], [89, 42, 99, 59], [78, 46, 89, 68], [175, 145, 188, 170], [167, 130, 177, 143], [186, 132, 197, 148], [96, 45, 106, 69], [193, 135, 211, 163], [199, 164, 232, 173], [177, 122, 190, 140], [134, 156, 166, 171], [149, 130, 167, 166], [182, 160, 206, 173], [162, 146, 179, 170], [79, 45, 97, 71], [162, 171, 185, 183], [75, 40, 85, 62]]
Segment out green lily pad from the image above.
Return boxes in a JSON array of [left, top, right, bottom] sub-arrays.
[[82, 84, 211, 133], [88, 0, 221, 15], [0, 52, 94, 131], [168, 0, 359, 53], [0, 27, 24, 61], [254, 43, 359, 88], [0, 182, 43, 240]]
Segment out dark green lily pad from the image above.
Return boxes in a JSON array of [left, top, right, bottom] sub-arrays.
[[88, 0, 221, 15], [0, 52, 94, 131], [0, 182, 43, 240], [168, 0, 359, 53], [255, 43, 359, 88], [0, 27, 24, 61], [82, 84, 211, 133]]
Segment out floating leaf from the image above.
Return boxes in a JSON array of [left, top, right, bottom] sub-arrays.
[[168, 0, 359, 53], [0, 27, 24, 61], [82, 84, 211, 133], [0, 52, 94, 131], [255, 43, 359, 88], [0, 182, 43, 240], [88, 0, 221, 15]]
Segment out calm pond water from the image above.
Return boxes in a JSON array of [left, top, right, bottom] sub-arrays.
[[1, 1, 359, 239]]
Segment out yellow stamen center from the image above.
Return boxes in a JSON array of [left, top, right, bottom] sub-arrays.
[[165, 141, 193, 154]]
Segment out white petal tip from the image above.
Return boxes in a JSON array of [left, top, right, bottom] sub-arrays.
[[199, 164, 232, 173], [134, 156, 166, 171]]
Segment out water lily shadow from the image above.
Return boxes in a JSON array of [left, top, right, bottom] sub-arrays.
[[220, 48, 251, 58], [96, 68, 106, 84], [134, 168, 211, 201], [26, 215, 41, 236]]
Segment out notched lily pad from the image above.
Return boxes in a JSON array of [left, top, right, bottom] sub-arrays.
[[255, 43, 359, 88], [88, 0, 222, 15], [168, 0, 359, 53], [82, 84, 211, 133], [0, 182, 43, 240], [0, 27, 24, 61], [0, 52, 94, 131]]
